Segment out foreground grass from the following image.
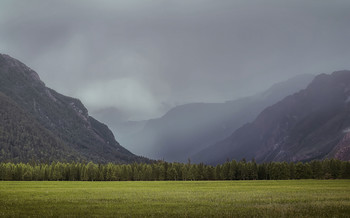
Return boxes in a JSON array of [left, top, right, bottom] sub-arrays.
[[0, 180, 349, 217]]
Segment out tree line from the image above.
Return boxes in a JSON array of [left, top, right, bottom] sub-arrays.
[[0, 159, 349, 181]]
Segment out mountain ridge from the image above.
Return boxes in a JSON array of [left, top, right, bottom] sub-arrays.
[[0, 54, 147, 163], [120, 73, 314, 162], [194, 70, 350, 164]]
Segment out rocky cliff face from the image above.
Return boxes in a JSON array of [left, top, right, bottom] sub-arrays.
[[195, 71, 350, 164], [333, 132, 350, 160], [0, 54, 147, 163]]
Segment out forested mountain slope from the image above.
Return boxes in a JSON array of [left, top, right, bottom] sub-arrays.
[[0, 92, 81, 162], [0, 54, 146, 163]]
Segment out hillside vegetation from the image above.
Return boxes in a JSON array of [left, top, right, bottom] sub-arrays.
[[0, 92, 81, 162]]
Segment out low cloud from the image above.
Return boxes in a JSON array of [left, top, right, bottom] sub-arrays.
[[1, 0, 350, 120], [76, 78, 161, 120]]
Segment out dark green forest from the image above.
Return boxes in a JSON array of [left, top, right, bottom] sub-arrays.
[[0, 159, 349, 181], [0, 92, 81, 162]]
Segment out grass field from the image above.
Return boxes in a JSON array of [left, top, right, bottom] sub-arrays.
[[0, 180, 349, 217]]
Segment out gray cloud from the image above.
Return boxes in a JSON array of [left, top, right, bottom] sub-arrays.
[[1, 0, 350, 120]]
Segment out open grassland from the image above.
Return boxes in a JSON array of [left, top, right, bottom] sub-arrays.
[[0, 180, 349, 217]]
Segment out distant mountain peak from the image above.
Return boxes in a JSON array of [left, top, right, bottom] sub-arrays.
[[195, 70, 350, 164], [119, 72, 315, 162]]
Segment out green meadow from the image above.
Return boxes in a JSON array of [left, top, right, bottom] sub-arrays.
[[0, 180, 349, 217]]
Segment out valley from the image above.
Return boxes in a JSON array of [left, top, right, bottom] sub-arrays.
[[1, 1, 350, 217]]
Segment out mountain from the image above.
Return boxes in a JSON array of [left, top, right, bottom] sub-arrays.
[[111, 120, 148, 152], [195, 70, 350, 164], [0, 92, 79, 162], [91, 107, 148, 152], [121, 74, 314, 162], [0, 54, 146, 163]]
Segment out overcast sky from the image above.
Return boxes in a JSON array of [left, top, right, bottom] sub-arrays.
[[1, 0, 350, 120]]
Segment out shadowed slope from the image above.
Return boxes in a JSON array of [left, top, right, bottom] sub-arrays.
[[0, 54, 147, 163], [196, 71, 350, 164]]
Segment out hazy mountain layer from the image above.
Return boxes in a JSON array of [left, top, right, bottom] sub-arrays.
[[195, 71, 350, 164], [122, 74, 314, 162], [0, 54, 146, 163]]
